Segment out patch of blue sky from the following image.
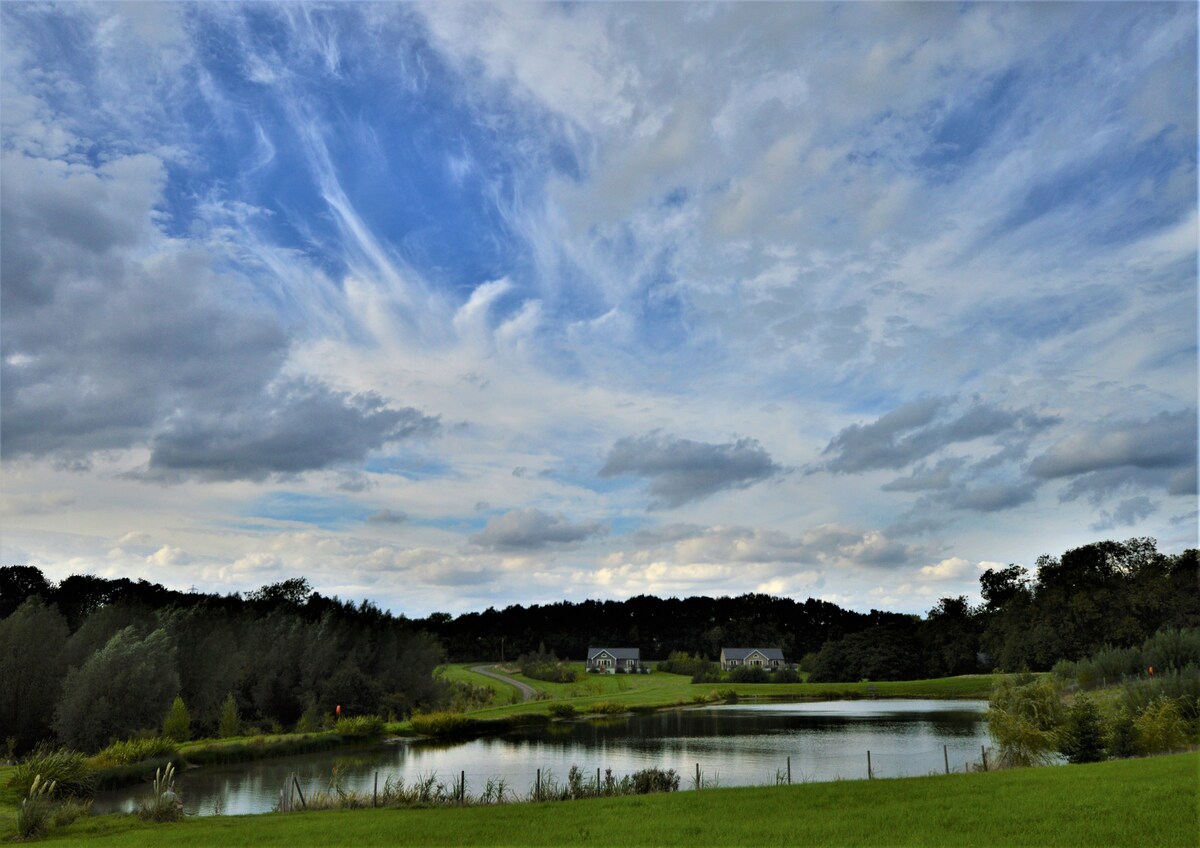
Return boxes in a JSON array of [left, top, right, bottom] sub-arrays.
[[246, 492, 373, 530], [967, 285, 1128, 344], [607, 515, 653, 538], [995, 129, 1194, 245], [364, 454, 455, 481], [913, 68, 1022, 180]]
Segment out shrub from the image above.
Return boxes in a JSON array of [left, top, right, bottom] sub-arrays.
[[9, 745, 95, 798], [728, 666, 769, 683], [772, 668, 801, 684], [657, 652, 718, 678], [548, 703, 577, 719], [1057, 695, 1106, 764], [335, 715, 385, 738], [162, 696, 192, 742], [580, 701, 626, 715], [690, 668, 722, 684], [631, 768, 679, 794], [93, 737, 178, 767], [1134, 696, 1189, 754]]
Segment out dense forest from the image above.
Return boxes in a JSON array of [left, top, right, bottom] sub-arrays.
[[1, 537, 1195, 755], [0, 573, 444, 754]]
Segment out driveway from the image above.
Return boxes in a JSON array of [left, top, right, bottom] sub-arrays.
[[471, 664, 539, 702]]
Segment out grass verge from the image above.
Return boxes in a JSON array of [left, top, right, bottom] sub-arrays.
[[28, 752, 1198, 847]]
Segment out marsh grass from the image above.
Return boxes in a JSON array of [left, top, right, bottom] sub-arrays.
[[136, 763, 182, 822], [8, 746, 94, 798]]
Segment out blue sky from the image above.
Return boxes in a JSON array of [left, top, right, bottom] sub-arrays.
[[1, 2, 1195, 615]]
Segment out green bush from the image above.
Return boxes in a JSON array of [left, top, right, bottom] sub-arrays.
[[548, 703, 577, 719], [92, 737, 178, 767], [1107, 708, 1139, 759], [631, 768, 679, 794], [580, 701, 626, 715], [162, 696, 192, 742], [657, 652, 717, 678], [9, 745, 95, 798], [728, 666, 770, 683], [1134, 696, 1189, 754]]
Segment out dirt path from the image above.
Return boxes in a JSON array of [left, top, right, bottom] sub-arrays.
[[470, 664, 539, 702]]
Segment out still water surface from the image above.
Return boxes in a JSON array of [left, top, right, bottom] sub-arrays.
[[94, 699, 988, 816]]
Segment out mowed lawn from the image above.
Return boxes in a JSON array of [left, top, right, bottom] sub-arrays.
[[442, 665, 1000, 720], [33, 753, 1197, 847]]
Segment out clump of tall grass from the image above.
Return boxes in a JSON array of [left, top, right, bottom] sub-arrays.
[[547, 702, 577, 719], [579, 701, 626, 715], [335, 715, 385, 738], [17, 775, 57, 839], [988, 676, 1062, 768], [136, 762, 183, 822], [8, 745, 95, 798], [91, 737, 178, 768], [409, 711, 481, 737]]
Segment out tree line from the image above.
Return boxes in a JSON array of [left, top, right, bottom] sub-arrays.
[[2, 536, 1194, 753], [0, 573, 444, 753]]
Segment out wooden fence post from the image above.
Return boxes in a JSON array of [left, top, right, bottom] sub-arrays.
[[536, 768, 541, 801], [597, 767, 601, 796], [867, 750, 872, 779], [981, 745, 988, 772], [944, 745, 949, 775], [787, 756, 791, 785], [696, 762, 701, 788], [460, 770, 466, 803], [293, 774, 307, 809]]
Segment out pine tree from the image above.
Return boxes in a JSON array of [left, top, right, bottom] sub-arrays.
[[218, 692, 240, 738], [162, 695, 192, 742], [1057, 694, 1105, 763]]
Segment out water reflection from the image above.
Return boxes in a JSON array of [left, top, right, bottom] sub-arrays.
[[93, 699, 988, 816]]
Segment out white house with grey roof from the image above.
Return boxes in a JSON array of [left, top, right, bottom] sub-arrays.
[[586, 647, 645, 673], [720, 647, 785, 671]]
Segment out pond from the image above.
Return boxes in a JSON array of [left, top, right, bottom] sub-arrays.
[[93, 699, 989, 816]]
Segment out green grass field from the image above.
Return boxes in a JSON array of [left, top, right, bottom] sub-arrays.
[[436, 665, 1001, 722], [22, 753, 1197, 846]]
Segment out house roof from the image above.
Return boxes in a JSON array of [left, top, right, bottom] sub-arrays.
[[587, 647, 641, 660], [721, 647, 785, 661]]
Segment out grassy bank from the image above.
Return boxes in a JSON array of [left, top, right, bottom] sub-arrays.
[[446, 669, 1002, 722], [29, 752, 1198, 846]]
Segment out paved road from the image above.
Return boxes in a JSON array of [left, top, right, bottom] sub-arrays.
[[470, 664, 538, 702]]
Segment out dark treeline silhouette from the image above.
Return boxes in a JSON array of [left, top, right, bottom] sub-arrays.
[[0, 572, 444, 753], [413, 594, 903, 665]]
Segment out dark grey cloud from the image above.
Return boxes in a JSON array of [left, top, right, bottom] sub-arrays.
[[881, 458, 964, 492], [470, 508, 607, 552], [366, 509, 408, 525], [1, 149, 439, 481], [600, 432, 781, 508], [1029, 409, 1197, 480], [822, 397, 1056, 474], [145, 380, 438, 482], [1090, 496, 1158, 532], [943, 481, 1039, 513]]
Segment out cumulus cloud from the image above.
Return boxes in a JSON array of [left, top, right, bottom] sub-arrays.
[[918, 557, 972, 581], [470, 508, 607, 551], [600, 432, 782, 508]]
